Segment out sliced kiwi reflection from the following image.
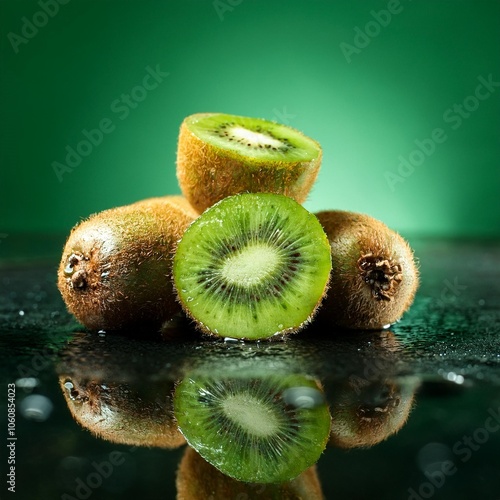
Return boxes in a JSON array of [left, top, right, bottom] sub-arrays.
[[174, 366, 331, 483], [328, 377, 419, 449], [177, 446, 324, 500]]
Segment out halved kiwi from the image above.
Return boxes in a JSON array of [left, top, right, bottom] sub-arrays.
[[173, 193, 332, 340], [176, 113, 322, 213], [315, 210, 419, 329], [58, 196, 198, 332], [176, 447, 324, 500], [173, 369, 331, 483]]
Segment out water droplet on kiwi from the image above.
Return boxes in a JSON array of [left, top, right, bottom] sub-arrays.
[[283, 386, 325, 409]]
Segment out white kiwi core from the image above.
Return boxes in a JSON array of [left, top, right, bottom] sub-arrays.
[[229, 126, 285, 149], [221, 244, 281, 287], [222, 393, 280, 437]]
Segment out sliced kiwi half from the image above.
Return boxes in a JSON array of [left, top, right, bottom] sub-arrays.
[[173, 370, 331, 483], [173, 193, 332, 340], [176, 113, 322, 213]]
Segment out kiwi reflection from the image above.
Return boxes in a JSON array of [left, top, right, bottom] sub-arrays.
[[328, 377, 418, 449], [59, 377, 185, 448], [177, 446, 324, 500], [57, 333, 186, 448], [57, 329, 420, 489], [173, 365, 331, 484], [320, 329, 419, 449]]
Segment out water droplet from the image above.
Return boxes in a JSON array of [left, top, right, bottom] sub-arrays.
[[277, 324, 284, 329], [20, 394, 53, 422], [15, 377, 39, 389], [18, 310, 25, 316], [283, 386, 325, 409], [445, 372, 464, 384], [187, 297, 194, 302]]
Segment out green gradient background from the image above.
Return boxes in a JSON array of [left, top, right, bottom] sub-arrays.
[[1, 0, 499, 238]]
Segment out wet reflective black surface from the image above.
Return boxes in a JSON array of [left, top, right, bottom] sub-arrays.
[[1, 237, 500, 499]]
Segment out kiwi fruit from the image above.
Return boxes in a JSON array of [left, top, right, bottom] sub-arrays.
[[328, 377, 418, 449], [58, 196, 198, 332], [315, 210, 419, 329], [173, 369, 331, 483], [176, 113, 322, 213], [59, 376, 185, 448], [173, 192, 332, 340], [176, 446, 324, 500]]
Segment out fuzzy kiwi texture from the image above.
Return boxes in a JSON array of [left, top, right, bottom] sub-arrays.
[[58, 196, 198, 332], [176, 113, 322, 213], [173, 193, 332, 340], [59, 376, 185, 448], [177, 447, 324, 500], [173, 369, 331, 483], [328, 378, 418, 449], [315, 210, 419, 329]]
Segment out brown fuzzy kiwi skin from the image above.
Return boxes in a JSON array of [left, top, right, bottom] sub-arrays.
[[315, 210, 419, 329], [59, 376, 186, 448], [57, 196, 198, 332], [176, 113, 322, 214], [176, 446, 324, 500], [328, 378, 417, 449]]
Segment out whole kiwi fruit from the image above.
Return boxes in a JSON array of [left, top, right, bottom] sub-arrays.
[[58, 196, 198, 332], [315, 210, 419, 329], [176, 113, 322, 213]]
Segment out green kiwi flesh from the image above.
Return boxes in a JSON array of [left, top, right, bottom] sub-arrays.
[[173, 193, 332, 340], [176, 113, 322, 213], [315, 210, 419, 329], [173, 371, 331, 483]]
